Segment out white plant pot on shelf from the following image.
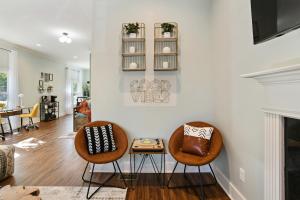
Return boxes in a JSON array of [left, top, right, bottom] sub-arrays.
[[163, 47, 171, 53], [129, 46, 136, 53], [129, 62, 138, 69], [163, 32, 171, 38], [129, 33, 137, 38]]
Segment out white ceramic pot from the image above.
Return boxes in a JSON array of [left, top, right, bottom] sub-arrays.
[[163, 62, 169, 69], [129, 46, 136, 53], [129, 33, 137, 38], [129, 62, 138, 69], [163, 32, 171, 38], [162, 47, 171, 53]]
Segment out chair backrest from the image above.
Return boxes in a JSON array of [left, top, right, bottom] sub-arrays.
[[29, 103, 39, 117], [74, 121, 128, 164], [168, 121, 223, 165]]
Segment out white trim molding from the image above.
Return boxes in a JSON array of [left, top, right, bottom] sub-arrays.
[[212, 164, 247, 200], [242, 63, 300, 200], [240, 64, 300, 85], [264, 113, 284, 200]]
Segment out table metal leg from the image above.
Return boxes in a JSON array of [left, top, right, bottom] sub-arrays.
[[7, 117, 13, 134]]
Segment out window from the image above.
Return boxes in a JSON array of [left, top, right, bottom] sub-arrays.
[[0, 72, 7, 102]]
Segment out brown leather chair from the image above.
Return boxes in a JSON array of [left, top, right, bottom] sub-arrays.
[[75, 121, 128, 199], [167, 121, 223, 200]]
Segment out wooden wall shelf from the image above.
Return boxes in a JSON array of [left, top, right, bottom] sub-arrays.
[[122, 23, 146, 71], [154, 22, 178, 71]]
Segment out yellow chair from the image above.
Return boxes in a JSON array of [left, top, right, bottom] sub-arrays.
[[19, 103, 39, 131], [0, 102, 6, 110]]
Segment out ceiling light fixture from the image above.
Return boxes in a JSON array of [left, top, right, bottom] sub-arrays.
[[36, 43, 41, 47], [59, 32, 72, 44], [73, 56, 78, 59]]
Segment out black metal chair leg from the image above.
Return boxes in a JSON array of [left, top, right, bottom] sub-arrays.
[[167, 161, 178, 187], [83, 162, 118, 199], [209, 164, 217, 184], [198, 166, 205, 200], [0, 124, 5, 140], [82, 162, 90, 182], [86, 163, 101, 199], [115, 161, 127, 188]]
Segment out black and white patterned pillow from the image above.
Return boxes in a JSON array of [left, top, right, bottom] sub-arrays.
[[84, 124, 117, 155], [184, 124, 214, 140]]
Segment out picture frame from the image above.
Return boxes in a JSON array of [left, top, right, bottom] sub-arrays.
[[39, 80, 44, 87], [49, 73, 53, 81], [45, 73, 49, 82]]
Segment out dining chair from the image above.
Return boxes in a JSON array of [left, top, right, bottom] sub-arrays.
[[19, 103, 39, 131]]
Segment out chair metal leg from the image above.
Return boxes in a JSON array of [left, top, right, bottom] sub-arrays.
[[208, 164, 217, 184], [115, 161, 127, 188], [167, 162, 217, 189], [198, 166, 205, 200], [167, 161, 178, 188], [0, 124, 4, 141], [81, 161, 124, 199]]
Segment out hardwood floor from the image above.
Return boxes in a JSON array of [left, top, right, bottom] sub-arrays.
[[0, 115, 230, 200]]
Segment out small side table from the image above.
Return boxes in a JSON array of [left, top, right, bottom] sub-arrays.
[[129, 138, 166, 188]]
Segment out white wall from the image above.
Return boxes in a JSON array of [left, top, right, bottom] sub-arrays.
[[91, 0, 214, 171], [0, 39, 66, 120], [211, 0, 300, 199]]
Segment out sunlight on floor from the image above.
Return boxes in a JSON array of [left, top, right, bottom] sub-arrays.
[[14, 152, 20, 159]]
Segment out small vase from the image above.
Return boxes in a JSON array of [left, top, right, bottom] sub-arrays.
[[163, 62, 169, 69], [129, 33, 137, 38], [163, 32, 171, 38]]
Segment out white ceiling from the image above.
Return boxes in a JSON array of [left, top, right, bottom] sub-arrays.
[[0, 0, 93, 68]]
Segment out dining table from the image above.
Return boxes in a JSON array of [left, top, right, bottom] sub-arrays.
[[0, 107, 31, 137]]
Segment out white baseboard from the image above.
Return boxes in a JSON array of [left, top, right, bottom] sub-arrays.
[[212, 164, 247, 200], [92, 155, 211, 173]]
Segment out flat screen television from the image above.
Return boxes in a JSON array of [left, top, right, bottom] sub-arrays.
[[251, 0, 300, 44]]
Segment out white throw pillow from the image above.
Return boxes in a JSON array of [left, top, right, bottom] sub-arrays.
[[184, 124, 214, 140]]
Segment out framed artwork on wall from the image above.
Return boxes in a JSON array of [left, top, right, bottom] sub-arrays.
[[49, 74, 53, 81], [39, 80, 44, 87]]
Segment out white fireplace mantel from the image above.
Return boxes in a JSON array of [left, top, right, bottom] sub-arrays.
[[241, 64, 300, 200], [241, 64, 300, 85]]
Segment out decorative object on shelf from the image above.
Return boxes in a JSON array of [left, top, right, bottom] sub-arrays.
[[122, 23, 146, 71], [163, 62, 169, 69], [18, 93, 24, 108], [124, 23, 140, 38], [129, 46, 136, 53], [129, 62, 138, 69], [38, 80, 45, 93], [40, 72, 44, 79], [130, 79, 171, 103], [154, 22, 178, 71], [161, 23, 175, 38], [162, 46, 171, 53], [47, 85, 53, 93], [40, 96, 59, 122]]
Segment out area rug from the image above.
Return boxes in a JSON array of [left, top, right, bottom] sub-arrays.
[[0, 186, 127, 200], [58, 132, 77, 139], [13, 137, 46, 151]]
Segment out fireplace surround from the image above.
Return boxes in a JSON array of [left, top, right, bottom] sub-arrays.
[[242, 63, 300, 200]]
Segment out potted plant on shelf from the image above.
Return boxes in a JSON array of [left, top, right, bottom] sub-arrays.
[[125, 23, 140, 38], [161, 23, 175, 38]]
